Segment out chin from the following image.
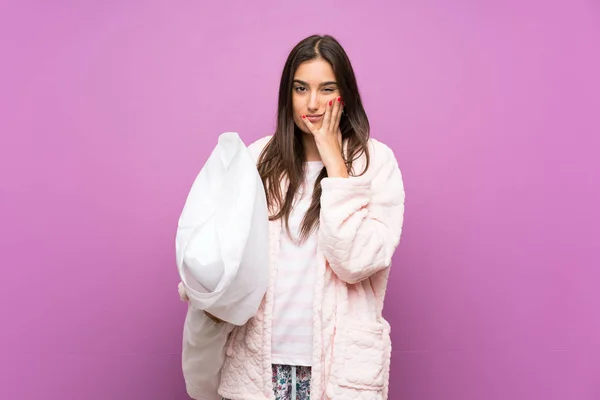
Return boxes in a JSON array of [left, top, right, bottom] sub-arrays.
[[295, 122, 312, 135], [295, 117, 323, 133]]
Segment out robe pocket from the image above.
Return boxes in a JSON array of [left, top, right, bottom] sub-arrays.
[[328, 321, 391, 392]]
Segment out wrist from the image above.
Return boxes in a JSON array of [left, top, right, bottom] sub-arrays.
[[323, 154, 349, 178]]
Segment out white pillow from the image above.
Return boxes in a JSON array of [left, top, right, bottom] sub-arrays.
[[175, 132, 269, 326]]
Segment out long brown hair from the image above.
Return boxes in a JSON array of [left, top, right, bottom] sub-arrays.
[[257, 34, 371, 242]]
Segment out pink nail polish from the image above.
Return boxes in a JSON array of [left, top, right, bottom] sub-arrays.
[[302, 115, 306, 119], [337, 97, 341, 102], [329, 100, 333, 106]]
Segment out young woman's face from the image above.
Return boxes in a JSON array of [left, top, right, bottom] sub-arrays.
[[292, 59, 341, 134]]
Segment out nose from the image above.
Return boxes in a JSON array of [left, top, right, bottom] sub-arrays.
[[307, 91, 320, 113]]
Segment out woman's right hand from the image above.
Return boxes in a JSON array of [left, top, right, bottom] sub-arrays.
[[178, 282, 224, 323], [204, 311, 224, 323]]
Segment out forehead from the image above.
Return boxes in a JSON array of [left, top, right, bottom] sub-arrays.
[[293, 59, 336, 84]]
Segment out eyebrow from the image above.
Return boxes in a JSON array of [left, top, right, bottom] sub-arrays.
[[293, 79, 338, 87]]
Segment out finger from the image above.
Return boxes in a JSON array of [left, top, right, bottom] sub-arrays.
[[330, 97, 342, 134], [329, 97, 340, 133], [177, 282, 189, 302], [205, 311, 224, 323], [301, 114, 317, 134], [322, 99, 333, 132], [333, 96, 343, 131]]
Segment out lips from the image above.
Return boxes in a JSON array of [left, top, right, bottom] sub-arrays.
[[306, 114, 323, 123]]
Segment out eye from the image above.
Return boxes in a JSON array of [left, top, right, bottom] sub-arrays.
[[294, 86, 307, 93], [322, 87, 335, 92]]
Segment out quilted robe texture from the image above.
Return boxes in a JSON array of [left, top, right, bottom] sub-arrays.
[[184, 135, 405, 400]]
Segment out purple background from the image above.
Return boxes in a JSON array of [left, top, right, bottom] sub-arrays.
[[1, 1, 599, 399]]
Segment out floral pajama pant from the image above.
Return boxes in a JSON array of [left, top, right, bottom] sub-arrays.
[[223, 364, 311, 400]]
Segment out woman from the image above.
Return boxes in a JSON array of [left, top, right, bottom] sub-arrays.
[[216, 34, 405, 400]]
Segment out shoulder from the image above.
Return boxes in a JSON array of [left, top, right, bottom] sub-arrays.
[[247, 135, 273, 163], [351, 137, 399, 177], [364, 138, 404, 198], [367, 137, 396, 162]]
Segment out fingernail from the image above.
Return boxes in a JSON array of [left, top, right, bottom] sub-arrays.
[[302, 115, 306, 119], [329, 100, 333, 106], [342, 101, 345, 106], [337, 97, 341, 102]]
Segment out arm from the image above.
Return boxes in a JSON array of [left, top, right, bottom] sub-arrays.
[[319, 142, 405, 284]]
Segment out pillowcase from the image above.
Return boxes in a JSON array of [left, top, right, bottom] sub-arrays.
[[175, 131, 269, 326]]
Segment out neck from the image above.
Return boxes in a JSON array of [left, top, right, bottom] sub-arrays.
[[302, 132, 321, 161]]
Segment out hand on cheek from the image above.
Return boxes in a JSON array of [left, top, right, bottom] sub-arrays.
[[301, 96, 348, 177]]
